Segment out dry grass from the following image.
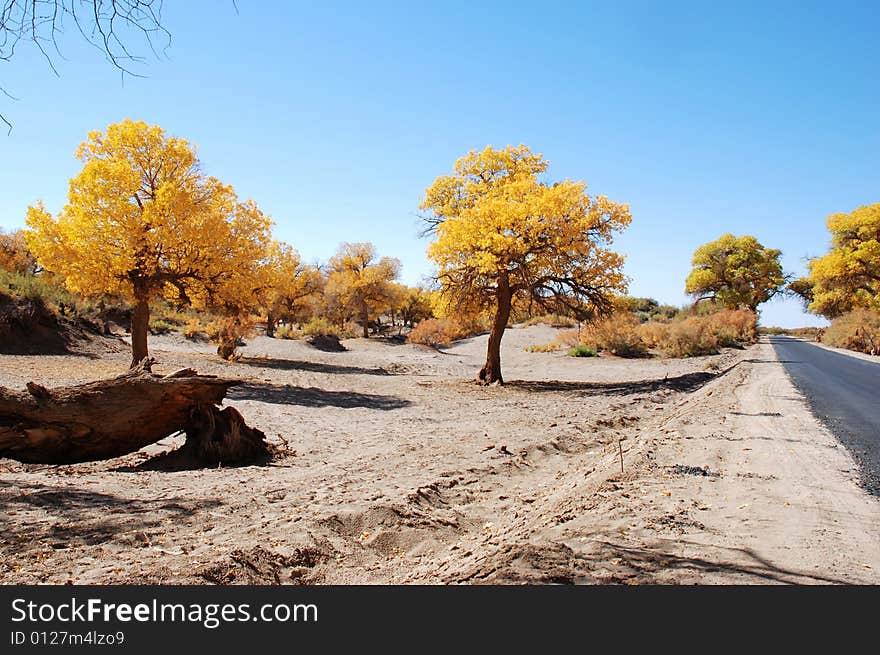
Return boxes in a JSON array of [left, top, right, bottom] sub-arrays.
[[821, 310, 880, 355], [524, 342, 562, 353], [407, 316, 489, 347], [520, 313, 578, 328], [642, 309, 757, 357], [580, 312, 648, 358]]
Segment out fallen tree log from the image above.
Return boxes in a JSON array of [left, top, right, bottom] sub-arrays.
[[0, 360, 271, 466]]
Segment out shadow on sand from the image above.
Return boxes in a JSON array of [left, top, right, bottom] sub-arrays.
[[238, 356, 391, 376], [0, 479, 223, 554], [507, 371, 715, 396], [588, 540, 852, 585], [228, 382, 411, 410]]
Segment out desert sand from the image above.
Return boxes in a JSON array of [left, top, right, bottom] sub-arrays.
[[1, 326, 878, 584]]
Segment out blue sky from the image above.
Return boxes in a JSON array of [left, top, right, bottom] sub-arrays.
[[1, 1, 877, 326]]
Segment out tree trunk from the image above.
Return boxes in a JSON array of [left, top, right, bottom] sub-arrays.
[[266, 312, 276, 338], [362, 308, 370, 338], [130, 292, 150, 369], [478, 271, 513, 385], [0, 362, 271, 466]]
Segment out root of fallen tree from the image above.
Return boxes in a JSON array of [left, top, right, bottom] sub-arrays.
[[0, 359, 271, 466]]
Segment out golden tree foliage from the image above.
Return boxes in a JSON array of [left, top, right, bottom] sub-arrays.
[[396, 285, 434, 327], [421, 144, 631, 383], [796, 203, 880, 318], [325, 242, 401, 338], [0, 228, 37, 274], [685, 234, 785, 311], [260, 242, 323, 336], [24, 119, 273, 366]]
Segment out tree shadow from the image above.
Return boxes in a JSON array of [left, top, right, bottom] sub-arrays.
[[228, 382, 411, 410], [744, 359, 802, 364], [507, 371, 715, 396], [591, 540, 853, 584], [238, 356, 391, 376], [0, 479, 224, 556], [730, 411, 783, 417]]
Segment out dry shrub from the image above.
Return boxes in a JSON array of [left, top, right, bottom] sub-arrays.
[[553, 328, 580, 348], [639, 321, 670, 348], [821, 310, 880, 355], [302, 317, 340, 338], [706, 309, 757, 347], [407, 316, 488, 347], [524, 342, 561, 353], [183, 318, 204, 340], [341, 321, 363, 339], [407, 318, 458, 347], [656, 317, 719, 357], [580, 312, 647, 358], [274, 324, 300, 340], [759, 326, 821, 340], [520, 314, 578, 328], [211, 315, 255, 360], [642, 309, 757, 358]]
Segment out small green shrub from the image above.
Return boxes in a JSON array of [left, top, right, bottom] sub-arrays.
[[302, 317, 340, 338], [567, 344, 597, 357]]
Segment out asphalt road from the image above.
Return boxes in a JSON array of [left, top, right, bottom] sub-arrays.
[[770, 336, 880, 495]]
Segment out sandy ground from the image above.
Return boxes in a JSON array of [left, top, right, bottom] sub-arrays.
[[0, 327, 877, 584]]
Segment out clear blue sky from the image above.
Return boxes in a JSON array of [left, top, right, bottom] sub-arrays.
[[2, 1, 877, 327]]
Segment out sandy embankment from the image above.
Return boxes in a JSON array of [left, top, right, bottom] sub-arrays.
[[0, 328, 877, 584]]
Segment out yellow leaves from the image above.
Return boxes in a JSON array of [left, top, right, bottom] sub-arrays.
[[0, 228, 37, 274], [422, 145, 631, 318], [806, 203, 880, 318], [685, 234, 785, 311], [24, 120, 276, 318], [324, 242, 401, 329]]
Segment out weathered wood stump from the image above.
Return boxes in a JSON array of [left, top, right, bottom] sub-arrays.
[[0, 360, 270, 466]]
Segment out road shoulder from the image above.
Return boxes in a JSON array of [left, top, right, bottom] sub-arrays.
[[570, 341, 880, 583], [793, 337, 880, 366]]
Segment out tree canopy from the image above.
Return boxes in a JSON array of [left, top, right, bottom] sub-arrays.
[[791, 203, 880, 318], [685, 234, 785, 312], [421, 144, 631, 384], [324, 242, 400, 338], [25, 119, 273, 366]]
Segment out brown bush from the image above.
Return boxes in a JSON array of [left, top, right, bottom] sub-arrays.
[[580, 312, 648, 358], [655, 317, 719, 357], [705, 309, 757, 347], [640, 309, 757, 358], [520, 313, 578, 328], [821, 310, 880, 355], [408, 315, 489, 347], [639, 321, 670, 348]]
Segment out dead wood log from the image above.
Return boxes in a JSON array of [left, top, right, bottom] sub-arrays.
[[0, 360, 270, 466]]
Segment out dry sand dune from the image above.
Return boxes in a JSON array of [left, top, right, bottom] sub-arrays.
[[1, 327, 877, 584]]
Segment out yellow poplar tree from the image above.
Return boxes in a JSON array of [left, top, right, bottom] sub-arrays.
[[793, 203, 880, 318], [397, 285, 434, 328], [685, 234, 786, 311], [261, 242, 323, 337], [0, 229, 37, 274], [25, 119, 273, 367], [325, 242, 401, 338], [421, 145, 631, 384]]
